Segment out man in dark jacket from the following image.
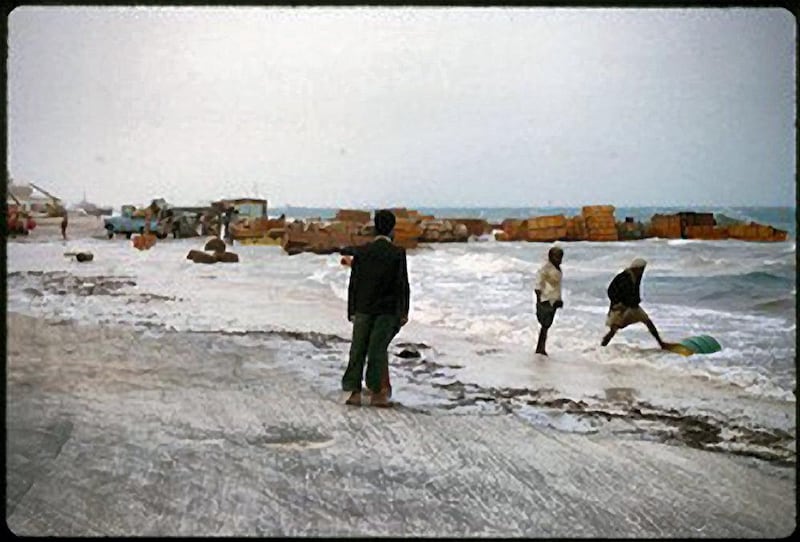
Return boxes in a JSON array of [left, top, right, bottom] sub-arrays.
[[601, 258, 666, 349], [341, 209, 410, 407]]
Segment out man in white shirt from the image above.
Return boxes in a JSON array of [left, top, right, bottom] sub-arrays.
[[534, 246, 564, 356]]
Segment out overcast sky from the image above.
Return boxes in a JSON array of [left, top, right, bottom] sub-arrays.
[[6, 6, 796, 208]]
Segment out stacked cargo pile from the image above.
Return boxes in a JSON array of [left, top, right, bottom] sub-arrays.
[[389, 208, 410, 219], [647, 214, 682, 239], [617, 217, 647, 241], [498, 219, 525, 241], [335, 209, 371, 224], [419, 220, 469, 243], [564, 216, 587, 241], [522, 214, 568, 242], [684, 225, 729, 240], [280, 221, 347, 255], [728, 223, 788, 242], [392, 218, 424, 249], [677, 212, 726, 240], [582, 205, 618, 241], [449, 218, 491, 238]]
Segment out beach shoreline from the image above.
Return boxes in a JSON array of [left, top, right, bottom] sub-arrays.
[[5, 311, 795, 537]]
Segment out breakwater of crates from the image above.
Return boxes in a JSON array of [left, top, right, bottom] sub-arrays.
[[279, 205, 789, 254]]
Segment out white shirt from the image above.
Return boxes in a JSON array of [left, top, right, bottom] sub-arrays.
[[535, 261, 563, 303]]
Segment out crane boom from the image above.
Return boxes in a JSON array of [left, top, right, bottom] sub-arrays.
[[28, 182, 61, 202]]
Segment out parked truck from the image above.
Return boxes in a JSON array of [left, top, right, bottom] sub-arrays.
[[104, 204, 165, 239]]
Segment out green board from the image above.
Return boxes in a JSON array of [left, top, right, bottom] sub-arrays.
[[664, 335, 722, 356]]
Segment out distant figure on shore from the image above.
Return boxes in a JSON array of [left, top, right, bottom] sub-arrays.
[[60, 210, 68, 240], [223, 206, 236, 244], [601, 258, 666, 349], [534, 246, 564, 356], [341, 209, 410, 407]]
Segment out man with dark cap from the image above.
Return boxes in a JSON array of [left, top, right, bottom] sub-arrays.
[[534, 245, 564, 356], [601, 257, 666, 349], [340, 209, 410, 407]]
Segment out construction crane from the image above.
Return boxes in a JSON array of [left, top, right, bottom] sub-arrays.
[[28, 182, 66, 217], [8, 190, 22, 206]]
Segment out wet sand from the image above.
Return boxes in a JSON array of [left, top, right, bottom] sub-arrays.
[[20, 215, 108, 242], [5, 312, 795, 537]]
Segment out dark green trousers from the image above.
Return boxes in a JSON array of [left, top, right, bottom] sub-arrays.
[[342, 313, 400, 394]]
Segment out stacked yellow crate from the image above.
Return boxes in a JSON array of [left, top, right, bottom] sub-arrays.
[[501, 219, 525, 241], [565, 216, 587, 241], [728, 223, 787, 242], [581, 206, 618, 241], [523, 215, 568, 242], [647, 214, 682, 239]]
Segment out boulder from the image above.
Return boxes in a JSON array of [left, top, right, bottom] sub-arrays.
[[204, 238, 227, 253], [215, 251, 240, 263], [75, 252, 94, 263], [396, 347, 421, 359], [187, 250, 217, 264]]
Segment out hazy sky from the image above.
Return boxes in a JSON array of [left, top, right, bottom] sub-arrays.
[[6, 6, 796, 208]]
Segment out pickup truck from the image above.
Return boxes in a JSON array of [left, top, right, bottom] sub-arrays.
[[104, 206, 166, 239]]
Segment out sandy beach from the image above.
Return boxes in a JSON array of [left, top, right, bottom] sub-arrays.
[[5, 309, 795, 537], [7, 6, 795, 535], [21, 215, 109, 241]]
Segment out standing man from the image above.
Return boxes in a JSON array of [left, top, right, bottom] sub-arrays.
[[341, 209, 410, 407], [222, 205, 235, 244], [601, 258, 666, 349], [60, 208, 68, 240], [534, 246, 564, 356]]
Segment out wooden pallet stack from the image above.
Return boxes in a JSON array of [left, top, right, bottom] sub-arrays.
[[335, 209, 371, 223], [728, 223, 788, 242], [684, 225, 729, 240], [582, 205, 618, 241], [499, 219, 525, 241], [523, 214, 568, 242], [648, 214, 682, 239], [565, 216, 587, 241], [392, 218, 423, 249]]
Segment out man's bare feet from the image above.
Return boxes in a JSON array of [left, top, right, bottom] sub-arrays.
[[345, 391, 361, 406], [369, 390, 391, 408]]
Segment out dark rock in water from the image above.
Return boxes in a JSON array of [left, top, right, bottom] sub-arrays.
[[204, 238, 227, 253], [188, 250, 217, 264], [396, 341, 431, 350], [396, 347, 421, 359], [75, 252, 94, 262], [215, 251, 239, 263]]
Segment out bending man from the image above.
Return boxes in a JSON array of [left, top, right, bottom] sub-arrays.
[[602, 257, 666, 349]]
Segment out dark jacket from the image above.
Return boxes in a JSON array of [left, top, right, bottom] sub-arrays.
[[344, 237, 410, 320], [607, 269, 641, 308]]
